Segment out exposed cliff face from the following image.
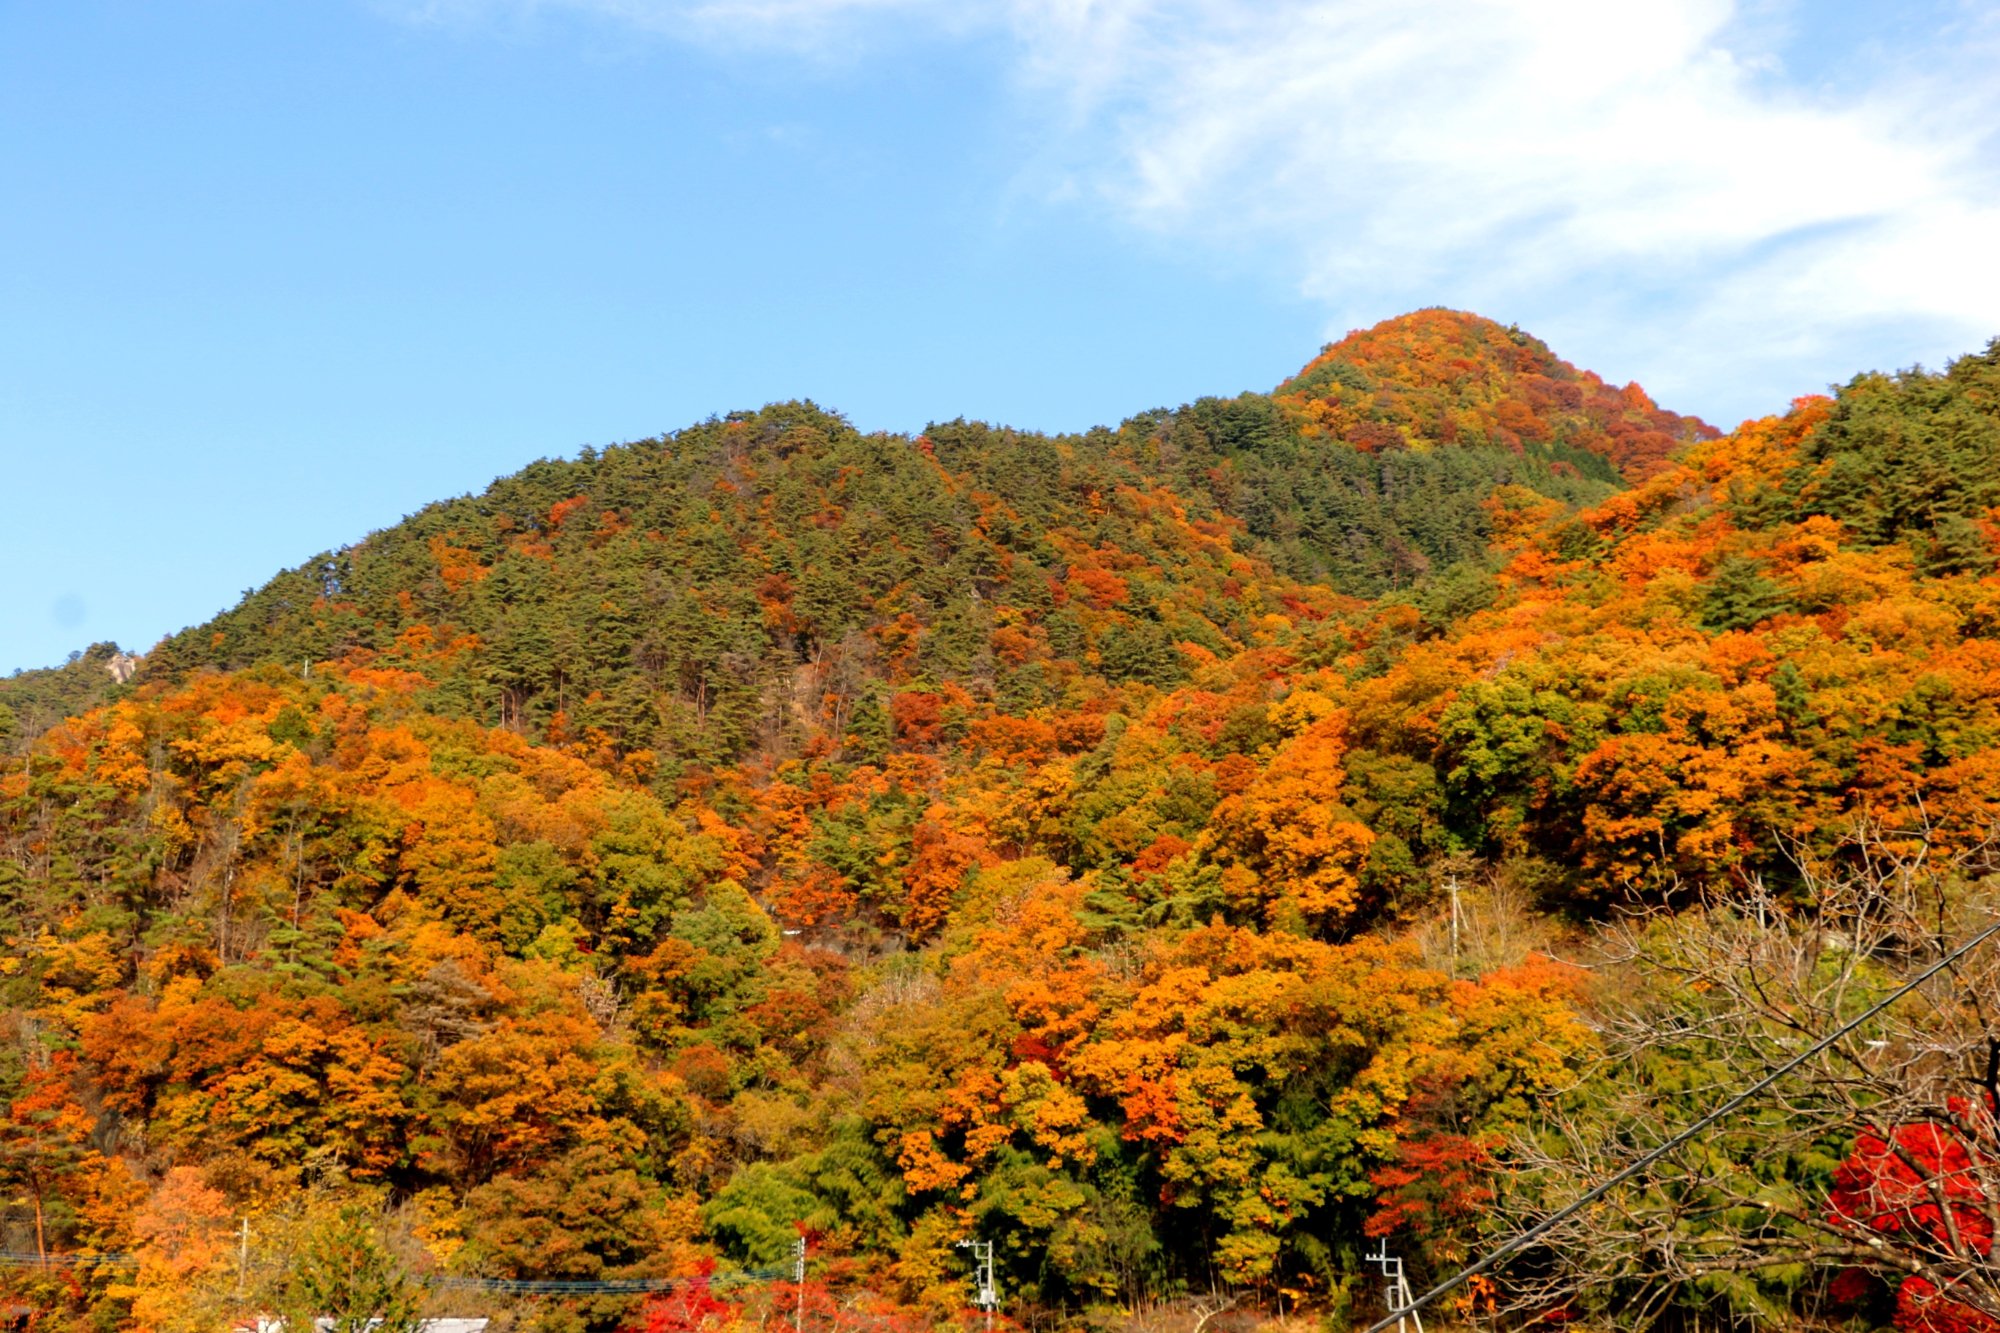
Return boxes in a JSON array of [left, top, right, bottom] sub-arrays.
[[0, 641, 133, 753]]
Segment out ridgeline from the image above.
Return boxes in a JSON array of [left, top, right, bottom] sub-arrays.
[[6, 310, 2000, 1332]]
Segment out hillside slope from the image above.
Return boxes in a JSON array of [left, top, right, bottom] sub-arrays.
[[7, 320, 1998, 1333], [1277, 307, 1713, 477], [133, 312, 1708, 769]]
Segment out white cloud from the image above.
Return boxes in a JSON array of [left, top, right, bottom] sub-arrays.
[[389, 0, 2000, 422], [1014, 0, 2000, 419]]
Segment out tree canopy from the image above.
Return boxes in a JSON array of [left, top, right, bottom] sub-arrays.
[[7, 313, 2000, 1333]]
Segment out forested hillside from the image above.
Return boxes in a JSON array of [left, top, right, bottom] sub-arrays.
[[0, 644, 130, 757], [130, 311, 1707, 767], [6, 311, 2000, 1333]]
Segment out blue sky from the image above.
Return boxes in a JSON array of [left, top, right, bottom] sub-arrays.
[[3, 0, 1997, 674]]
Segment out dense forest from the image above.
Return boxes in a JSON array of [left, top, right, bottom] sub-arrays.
[[6, 309, 2000, 1333]]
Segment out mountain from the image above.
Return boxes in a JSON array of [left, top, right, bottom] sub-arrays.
[[4, 315, 1997, 1333], [0, 642, 131, 756], [1277, 307, 1713, 477], [127, 311, 1710, 770]]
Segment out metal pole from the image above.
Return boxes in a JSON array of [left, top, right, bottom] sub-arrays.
[[958, 1239, 996, 1333], [1367, 1240, 1421, 1333], [1447, 875, 1461, 973], [982, 1243, 995, 1333], [794, 1234, 807, 1333]]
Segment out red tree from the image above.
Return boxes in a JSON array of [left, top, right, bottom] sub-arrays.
[[1830, 1098, 2000, 1332]]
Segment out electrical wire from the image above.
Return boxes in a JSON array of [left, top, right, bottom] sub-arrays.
[[1362, 913, 2000, 1333], [0, 1251, 136, 1269], [25, 925, 1988, 1322], [0, 1249, 789, 1295]]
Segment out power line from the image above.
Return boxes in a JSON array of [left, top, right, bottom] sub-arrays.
[[0, 1248, 787, 1295], [1363, 912, 2000, 1333], [0, 1251, 136, 1269], [27, 927, 1985, 1325]]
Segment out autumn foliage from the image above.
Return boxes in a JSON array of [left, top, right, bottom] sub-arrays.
[[1277, 307, 1715, 477], [3, 314, 1999, 1330], [1830, 1099, 2000, 1332]]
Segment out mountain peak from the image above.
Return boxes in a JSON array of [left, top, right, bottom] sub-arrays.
[[1277, 307, 1716, 477]]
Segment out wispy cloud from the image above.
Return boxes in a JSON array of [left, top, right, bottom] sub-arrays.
[[1028, 0, 2000, 417], [385, 0, 2000, 421]]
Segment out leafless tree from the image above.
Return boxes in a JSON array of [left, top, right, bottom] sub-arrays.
[[1491, 827, 2000, 1329]]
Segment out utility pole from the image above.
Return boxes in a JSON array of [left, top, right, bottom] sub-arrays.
[[793, 1234, 808, 1333], [956, 1239, 996, 1333], [1446, 874, 1462, 974], [237, 1216, 250, 1298], [1366, 1241, 1423, 1333]]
